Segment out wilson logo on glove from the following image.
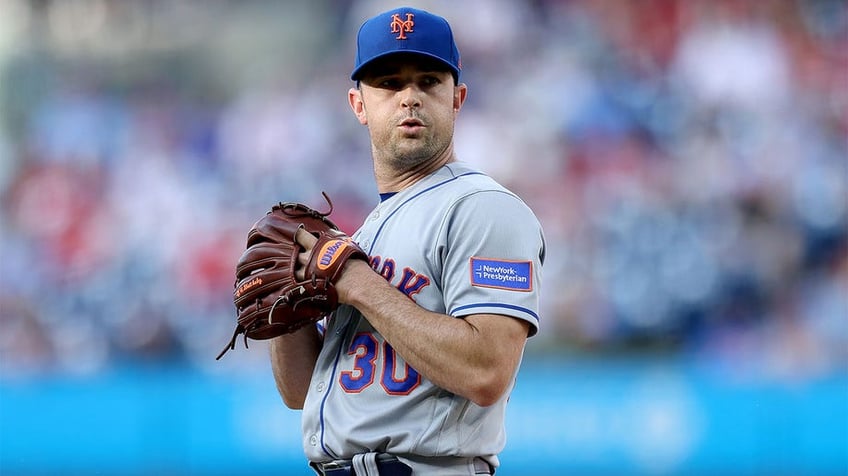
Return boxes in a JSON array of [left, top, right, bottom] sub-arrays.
[[318, 239, 352, 271]]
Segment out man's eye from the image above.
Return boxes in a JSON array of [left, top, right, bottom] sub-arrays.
[[379, 79, 401, 89]]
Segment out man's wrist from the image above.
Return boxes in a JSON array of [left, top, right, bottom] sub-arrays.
[[336, 258, 375, 306]]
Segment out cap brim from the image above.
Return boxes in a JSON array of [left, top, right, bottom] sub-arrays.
[[351, 50, 460, 81]]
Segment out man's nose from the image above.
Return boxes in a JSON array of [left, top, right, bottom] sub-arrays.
[[399, 85, 422, 109]]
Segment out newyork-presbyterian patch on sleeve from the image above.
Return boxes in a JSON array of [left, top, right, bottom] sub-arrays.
[[469, 257, 533, 292]]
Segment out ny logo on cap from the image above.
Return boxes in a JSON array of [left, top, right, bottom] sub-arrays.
[[390, 13, 414, 39]]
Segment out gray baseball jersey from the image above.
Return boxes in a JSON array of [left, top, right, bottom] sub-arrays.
[[301, 162, 545, 471]]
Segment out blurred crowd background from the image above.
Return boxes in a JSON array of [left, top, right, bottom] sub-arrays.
[[0, 0, 846, 382]]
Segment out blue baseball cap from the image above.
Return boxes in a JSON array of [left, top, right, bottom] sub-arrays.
[[351, 7, 461, 82]]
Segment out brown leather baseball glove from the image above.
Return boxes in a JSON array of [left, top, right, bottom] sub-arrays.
[[217, 193, 367, 359]]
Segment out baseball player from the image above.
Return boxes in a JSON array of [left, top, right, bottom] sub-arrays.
[[271, 7, 545, 475]]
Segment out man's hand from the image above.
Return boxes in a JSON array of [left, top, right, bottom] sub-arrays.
[[294, 227, 319, 281]]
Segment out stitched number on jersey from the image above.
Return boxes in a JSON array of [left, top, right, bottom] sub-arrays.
[[381, 341, 421, 394], [340, 332, 420, 395], [339, 333, 378, 392]]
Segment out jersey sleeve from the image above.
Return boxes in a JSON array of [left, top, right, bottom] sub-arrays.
[[437, 190, 545, 336]]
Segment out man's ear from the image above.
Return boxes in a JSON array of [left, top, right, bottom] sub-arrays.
[[349, 88, 367, 125], [454, 83, 468, 113]]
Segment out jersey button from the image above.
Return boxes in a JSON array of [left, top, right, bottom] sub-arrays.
[[309, 435, 318, 446], [316, 381, 325, 392]]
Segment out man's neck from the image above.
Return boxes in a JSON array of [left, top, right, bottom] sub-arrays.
[[373, 151, 455, 194]]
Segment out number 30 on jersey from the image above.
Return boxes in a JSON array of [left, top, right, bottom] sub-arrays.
[[339, 332, 421, 395]]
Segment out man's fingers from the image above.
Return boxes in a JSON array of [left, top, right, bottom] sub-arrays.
[[295, 249, 309, 281], [294, 227, 318, 281], [295, 226, 319, 249]]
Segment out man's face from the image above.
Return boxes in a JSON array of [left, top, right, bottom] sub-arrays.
[[351, 54, 466, 170]]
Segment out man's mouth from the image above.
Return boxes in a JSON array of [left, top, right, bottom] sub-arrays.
[[400, 118, 424, 127]]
